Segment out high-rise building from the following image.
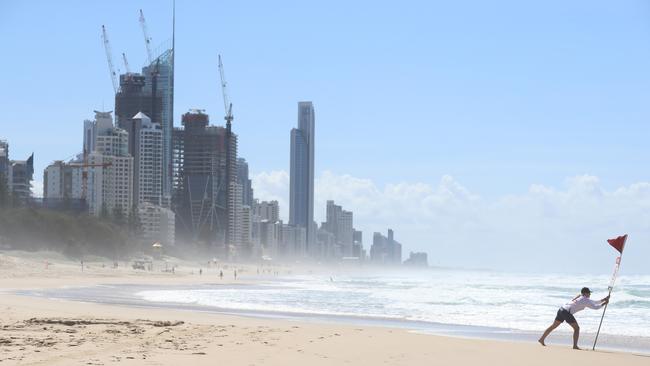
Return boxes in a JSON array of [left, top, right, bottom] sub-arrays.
[[0, 140, 9, 183], [83, 119, 96, 156], [253, 200, 280, 223], [370, 229, 402, 264], [86, 111, 133, 217], [0, 140, 9, 207], [289, 101, 315, 251], [131, 112, 163, 206], [139, 202, 175, 247], [43, 160, 85, 212], [172, 110, 237, 254], [7, 153, 34, 206], [280, 224, 306, 258], [252, 200, 281, 259], [142, 50, 173, 201], [237, 158, 254, 207], [256, 219, 282, 258], [323, 200, 354, 257], [115, 73, 162, 127], [353, 229, 364, 259], [228, 180, 243, 251]]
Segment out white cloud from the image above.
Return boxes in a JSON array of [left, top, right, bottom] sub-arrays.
[[252, 171, 650, 274]]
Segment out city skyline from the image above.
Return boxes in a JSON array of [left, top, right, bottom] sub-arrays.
[[2, 1, 650, 273]]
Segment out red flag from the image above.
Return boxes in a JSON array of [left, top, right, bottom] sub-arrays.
[[607, 234, 627, 254]]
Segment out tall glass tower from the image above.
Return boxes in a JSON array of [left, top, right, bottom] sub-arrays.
[[142, 49, 173, 204], [289, 101, 315, 251]]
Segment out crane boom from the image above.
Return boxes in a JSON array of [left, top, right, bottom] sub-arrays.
[[218, 54, 233, 123], [139, 9, 154, 64], [101, 25, 119, 94], [122, 53, 131, 73]]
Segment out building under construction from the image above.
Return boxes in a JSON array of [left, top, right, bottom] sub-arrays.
[[172, 110, 237, 257]]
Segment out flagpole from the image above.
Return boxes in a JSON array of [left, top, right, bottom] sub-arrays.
[[592, 236, 626, 351]]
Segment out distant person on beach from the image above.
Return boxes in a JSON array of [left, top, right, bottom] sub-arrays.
[[234, 270, 237, 280], [219, 270, 223, 280], [538, 287, 609, 349]]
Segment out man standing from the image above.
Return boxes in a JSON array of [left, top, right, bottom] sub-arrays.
[[538, 287, 609, 349]]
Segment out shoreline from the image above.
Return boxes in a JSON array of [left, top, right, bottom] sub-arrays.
[[2, 251, 650, 365], [11, 281, 650, 356]]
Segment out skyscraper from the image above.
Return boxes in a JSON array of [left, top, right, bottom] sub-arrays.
[[86, 111, 133, 217], [172, 110, 237, 255], [323, 200, 354, 257], [114, 73, 162, 128], [237, 158, 253, 207], [134, 112, 163, 205], [289, 101, 315, 251], [143, 50, 173, 202]]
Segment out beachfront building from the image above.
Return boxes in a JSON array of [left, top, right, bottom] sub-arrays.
[[280, 224, 307, 258], [353, 230, 364, 259], [404, 252, 429, 267], [135, 113, 163, 206], [289, 101, 315, 252], [252, 200, 283, 259], [7, 154, 34, 206], [370, 229, 403, 265], [86, 111, 133, 218], [321, 200, 355, 258], [42, 160, 86, 212], [0, 141, 10, 207], [139, 202, 175, 247], [0, 141, 9, 182]]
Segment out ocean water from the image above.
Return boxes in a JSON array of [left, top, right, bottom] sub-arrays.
[[135, 269, 650, 338]]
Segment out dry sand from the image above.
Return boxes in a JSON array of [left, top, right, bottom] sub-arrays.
[[1, 251, 648, 365]]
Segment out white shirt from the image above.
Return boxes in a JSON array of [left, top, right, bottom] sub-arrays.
[[562, 295, 603, 314]]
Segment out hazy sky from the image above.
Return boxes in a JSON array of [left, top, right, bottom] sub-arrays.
[[1, 1, 649, 274]]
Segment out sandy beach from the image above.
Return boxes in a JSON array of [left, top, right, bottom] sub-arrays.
[[1, 251, 648, 366]]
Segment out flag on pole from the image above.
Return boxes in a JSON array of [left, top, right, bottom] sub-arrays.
[[593, 234, 628, 350], [607, 234, 627, 254]]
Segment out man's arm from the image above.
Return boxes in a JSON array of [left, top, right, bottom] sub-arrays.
[[587, 295, 610, 309]]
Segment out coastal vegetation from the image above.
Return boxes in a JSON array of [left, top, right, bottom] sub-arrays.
[[0, 175, 137, 259]]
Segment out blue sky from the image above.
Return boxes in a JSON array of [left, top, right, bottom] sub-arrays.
[[2, 1, 650, 273]]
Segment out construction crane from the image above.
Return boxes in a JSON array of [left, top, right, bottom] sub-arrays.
[[139, 9, 154, 64], [218, 55, 233, 126], [101, 25, 119, 94], [122, 53, 131, 74], [218, 54, 234, 254]]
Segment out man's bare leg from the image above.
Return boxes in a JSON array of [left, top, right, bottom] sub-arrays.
[[538, 320, 561, 346], [569, 322, 580, 349]]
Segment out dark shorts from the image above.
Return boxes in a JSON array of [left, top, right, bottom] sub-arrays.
[[555, 308, 577, 324]]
